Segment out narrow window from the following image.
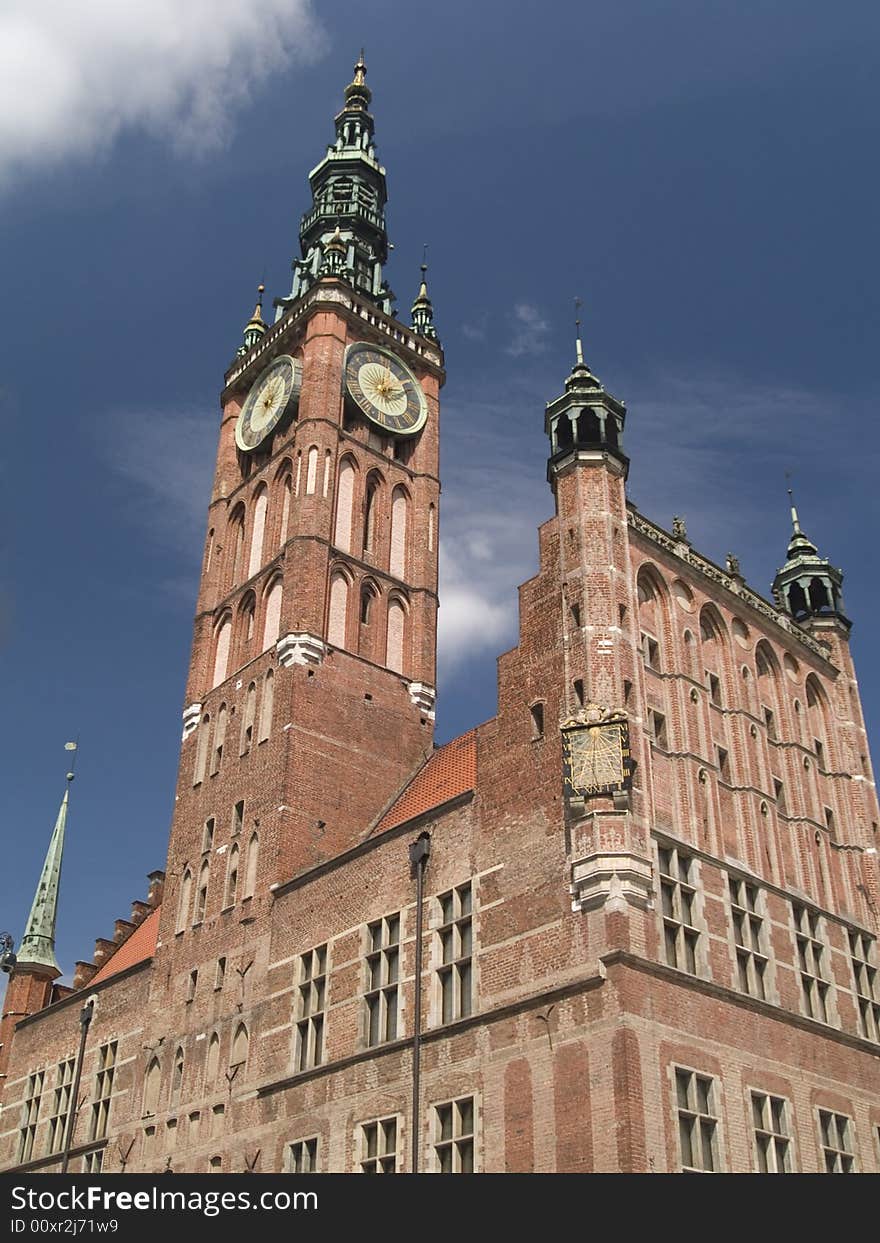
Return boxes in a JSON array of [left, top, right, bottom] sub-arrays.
[[323, 448, 332, 498], [202, 817, 215, 853], [287, 1137, 319, 1173], [194, 860, 209, 924], [729, 876, 768, 1000], [334, 458, 355, 552], [214, 958, 226, 991], [716, 746, 729, 780], [386, 599, 406, 673], [571, 602, 581, 628], [659, 845, 700, 974], [210, 703, 227, 774], [675, 1068, 719, 1172], [573, 679, 584, 708], [773, 778, 785, 812], [752, 1093, 792, 1172], [142, 1058, 161, 1117], [262, 578, 283, 651], [177, 869, 193, 933], [47, 1059, 75, 1154], [279, 475, 292, 547], [437, 883, 473, 1023], [650, 709, 668, 749], [328, 572, 349, 648], [170, 1048, 184, 1107], [848, 929, 880, 1042], [434, 1097, 475, 1173], [232, 800, 244, 836], [389, 486, 408, 578], [530, 703, 544, 739], [360, 585, 374, 625], [363, 477, 380, 553], [296, 945, 327, 1071], [306, 446, 318, 495], [359, 1116, 399, 1173], [294, 450, 302, 497], [212, 617, 231, 688], [194, 713, 211, 785], [206, 1036, 219, 1086], [240, 682, 256, 755], [186, 969, 198, 1003], [243, 832, 259, 900], [258, 668, 274, 742], [230, 1024, 249, 1071], [224, 843, 239, 908], [818, 1110, 855, 1172], [642, 634, 660, 671], [428, 503, 435, 553], [18, 1072, 45, 1164], [763, 706, 777, 740], [247, 489, 268, 579], [793, 903, 831, 1022], [708, 672, 722, 706], [365, 914, 400, 1046]]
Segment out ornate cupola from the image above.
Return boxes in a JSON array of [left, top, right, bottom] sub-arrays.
[[276, 52, 395, 316], [772, 491, 849, 628], [236, 284, 267, 358], [410, 262, 438, 341], [545, 306, 628, 485]]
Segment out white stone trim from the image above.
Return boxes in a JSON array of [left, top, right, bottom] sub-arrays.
[[276, 632, 327, 668], [181, 703, 202, 741], [407, 681, 436, 718]]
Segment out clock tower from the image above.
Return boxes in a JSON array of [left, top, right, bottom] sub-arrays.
[[167, 55, 444, 920]]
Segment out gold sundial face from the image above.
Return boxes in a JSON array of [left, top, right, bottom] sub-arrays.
[[562, 714, 633, 798], [345, 342, 428, 436], [235, 355, 301, 452]]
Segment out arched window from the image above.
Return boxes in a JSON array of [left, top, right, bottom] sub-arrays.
[[229, 505, 246, 588], [334, 457, 356, 552], [363, 474, 381, 554], [323, 448, 332, 497], [390, 486, 408, 579], [244, 833, 259, 899], [204, 527, 214, 576], [806, 675, 831, 768], [258, 669, 274, 742], [206, 1034, 219, 1086], [171, 1048, 184, 1106], [530, 703, 545, 739], [247, 489, 268, 579], [231, 1023, 249, 1069], [360, 583, 376, 626], [279, 474, 292, 547], [306, 446, 318, 495], [240, 682, 256, 755], [212, 616, 232, 688], [239, 592, 256, 650], [262, 578, 283, 651], [210, 704, 227, 775], [637, 566, 669, 673], [386, 597, 406, 673], [224, 843, 239, 908], [194, 714, 211, 785], [428, 503, 436, 553], [294, 450, 302, 498], [143, 1058, 161, 1116], [177, 870, 193, 933], [194, 860, 210, 924], [755, 640, 782, 739], [328, 572, 349, 648]]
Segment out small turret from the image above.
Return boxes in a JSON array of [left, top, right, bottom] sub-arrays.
[[772, 490, 848, 628], [411, 262, 438, 341], [236, 284, 267, 358]]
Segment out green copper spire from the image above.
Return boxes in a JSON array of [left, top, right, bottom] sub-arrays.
[[17, 756, 76, 975], [545, 297, 628, 485], [236, 284, 267, 359], [411, 262, 438, 341], [277, 53, 395, 317], [772, 487, 848, 627]]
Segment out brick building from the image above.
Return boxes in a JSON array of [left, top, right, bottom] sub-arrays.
[[1, 56, 878, 1175]]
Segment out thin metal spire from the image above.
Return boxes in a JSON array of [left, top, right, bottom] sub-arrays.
[[785, 471, 802, 534], [17, 744, 78, 975], [574, 296, 584, 366]]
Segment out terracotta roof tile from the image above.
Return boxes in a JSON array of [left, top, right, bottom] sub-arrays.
[[376, 730, 477, 833], [89, 906, 160, 986]]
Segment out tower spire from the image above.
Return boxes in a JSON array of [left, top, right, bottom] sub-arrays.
[[17, 746, 77, 975], [236, 284, 267, 358], [411, 249, 438, 341], [278, 52, 395, 317], [772, 484, 848, 627]]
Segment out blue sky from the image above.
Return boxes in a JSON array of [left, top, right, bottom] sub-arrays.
[[1, 1, 878, 982]]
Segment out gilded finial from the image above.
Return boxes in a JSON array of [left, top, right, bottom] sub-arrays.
[[344, 49, 371, 108]]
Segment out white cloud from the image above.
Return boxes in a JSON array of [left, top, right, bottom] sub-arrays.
[[0, 2, 325, 185], [505, 302, 551, 358]]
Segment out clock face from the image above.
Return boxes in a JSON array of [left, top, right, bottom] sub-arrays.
[[562, 720, 633, 797], [344, 343, 428, 436], [235, 355, 301, 452]]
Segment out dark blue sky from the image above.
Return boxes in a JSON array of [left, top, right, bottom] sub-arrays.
[[1, 1, 878, 981]]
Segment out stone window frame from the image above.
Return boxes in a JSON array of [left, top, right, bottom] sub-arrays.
[[847, 928, 880, 1043], [357, 1113, 402, 1173], [364, 911, 401, 1047], [673, 1065, 720, 1172], [750, 1090, 793, 1173], [432, 1094, 477, 1173], [89, 1040, 118, 1142], [728, 875, 770, 1001], [792, 902, 834, 1025], [816, 1108, 856, 1173], [46, 1057, 75, 1155], [286, 1135, 319, 1173], [657, 841, 705, 977], [295, 943, 328, 1072], [434, 881, 474, 1026]]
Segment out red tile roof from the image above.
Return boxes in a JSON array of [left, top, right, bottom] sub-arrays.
[[376, 730, 477, 833], [89, 906, 160, 986]]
